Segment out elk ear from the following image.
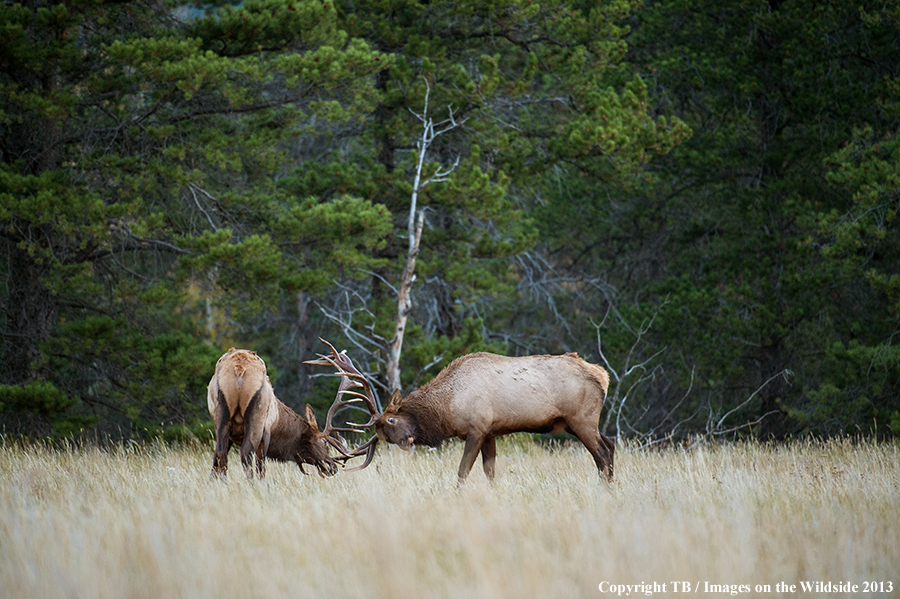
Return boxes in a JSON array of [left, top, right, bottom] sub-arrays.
[[304, 404, 319, 431], [387, 389, 402, 411]]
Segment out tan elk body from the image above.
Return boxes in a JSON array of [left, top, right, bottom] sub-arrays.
[[308, 341, 615, 483], [208, 348, 337, 478], [376, 352, 614, 482]]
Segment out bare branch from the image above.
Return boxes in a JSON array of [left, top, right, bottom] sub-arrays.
[[713, 410, 781, 437], [592, 300, 674, 438], [126, 234, 191, 255], [713, 369, 792, 433], [355, 269, 399, 295], [188, 184, 218, 231]]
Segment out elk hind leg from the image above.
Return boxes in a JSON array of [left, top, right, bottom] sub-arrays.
[[240, 429, 265, 479], [212, 432, 231, 477], [481, 436, 497, 482], [212, 391, 232, 476], [566, 422, 614, 482], [239, 391, 266, 479]]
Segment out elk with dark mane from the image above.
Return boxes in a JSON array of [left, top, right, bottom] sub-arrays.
[[307, 340, 614, 483]]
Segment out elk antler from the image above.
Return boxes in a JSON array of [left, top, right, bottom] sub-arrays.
[[303, 339, 380, 471]]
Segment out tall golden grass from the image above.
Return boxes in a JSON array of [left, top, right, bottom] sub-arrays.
[[0, 437, 897, 598]]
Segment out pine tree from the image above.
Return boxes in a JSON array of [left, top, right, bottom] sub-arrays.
[[0, 0, 390, 436], [296, 0, 686, 390], [590, 0, 900, 436]]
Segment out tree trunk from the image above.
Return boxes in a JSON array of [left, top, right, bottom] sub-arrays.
[[2, 239, 56, 385], [386, 211, 424, 392], [296, 291, 315, 397]]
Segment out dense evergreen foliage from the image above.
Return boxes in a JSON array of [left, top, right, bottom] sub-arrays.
[[1, 0, 897, 440]]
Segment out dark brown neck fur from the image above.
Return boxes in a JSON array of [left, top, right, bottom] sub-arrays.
[[265, 401, 314, 463], [400, 365, 464, 447]]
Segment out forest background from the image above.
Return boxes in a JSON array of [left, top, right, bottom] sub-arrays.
[[1, 0, 898, 443]]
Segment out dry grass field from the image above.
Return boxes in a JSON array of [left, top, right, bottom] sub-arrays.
[[0, 437, 897, 599]]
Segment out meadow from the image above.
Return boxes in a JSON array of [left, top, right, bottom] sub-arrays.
[[0, 437, 897, 598]]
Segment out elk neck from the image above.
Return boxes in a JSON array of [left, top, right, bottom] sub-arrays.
[[264, 401, 312, 462], [399, 386, 452, 447]]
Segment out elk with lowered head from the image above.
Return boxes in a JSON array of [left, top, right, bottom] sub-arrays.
[[309, 340, 615, 483], [208, 348, 339, 478]]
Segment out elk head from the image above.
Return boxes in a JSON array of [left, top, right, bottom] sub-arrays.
[[303, 339, 381, 471], [375, 389, 416, 450], [298, 404, 340, 477]]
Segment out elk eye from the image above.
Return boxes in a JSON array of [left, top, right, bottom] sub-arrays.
[[387, 417, 395, 425]]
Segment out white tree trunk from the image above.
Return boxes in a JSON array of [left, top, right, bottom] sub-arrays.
[[386, 210, 425, 392], [384, 79, 465, 393]]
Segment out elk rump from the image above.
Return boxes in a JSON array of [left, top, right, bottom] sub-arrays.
[[208, 348, 337, 478]]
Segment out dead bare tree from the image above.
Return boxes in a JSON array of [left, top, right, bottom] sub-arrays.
[[315, 79, 466, 393], [385, 79, 466, 392], [593, 299, 669, 440], [704, 370, 792, 437]]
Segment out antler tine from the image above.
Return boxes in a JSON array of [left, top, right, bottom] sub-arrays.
[[322, 347, 381, 422], [339, 437, 378, 472], [325, 435, 354, 458], [344, 413, 379, 428], [313, 338, 342, 361], [302, 341, 358, 437], [323, 368, 357, 437], [305, 339, 381, 471]]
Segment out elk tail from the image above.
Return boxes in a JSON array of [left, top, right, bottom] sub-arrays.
[[234, 364, 246, 390]]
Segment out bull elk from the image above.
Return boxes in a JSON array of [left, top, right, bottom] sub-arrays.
[[208, 347, 342, 478], [307, 339, 615, 483]]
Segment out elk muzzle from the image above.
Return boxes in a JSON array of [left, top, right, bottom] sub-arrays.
[[315, 456, 339, 477]]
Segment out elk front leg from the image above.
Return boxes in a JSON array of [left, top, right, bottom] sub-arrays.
[[254, 429, 271, 478], [600, 433, 615, 481], [457, 434, 486, 485], [481, 435, 497, 481], [567, 423, 614, 482]]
